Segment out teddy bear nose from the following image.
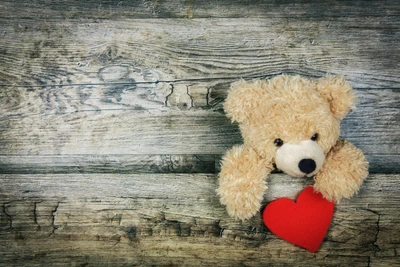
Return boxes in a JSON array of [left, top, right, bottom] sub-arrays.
[[298, 159, 316, 174]]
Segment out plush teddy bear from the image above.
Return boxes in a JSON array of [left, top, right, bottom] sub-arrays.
[[217, 75, 369, 220]]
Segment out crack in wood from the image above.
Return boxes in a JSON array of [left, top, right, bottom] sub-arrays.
[[373, 213, 381, 253], [186, 85, 194, 108], [1, 202, 13, 231], [48, 202, 60, 237], [360, 208, 381, 253], [119, 212, 224, 238], [205, 86, 212, 107], [219, 227, 225, 238], [33, 201, 42, 231], [164, 83, 174, 107]]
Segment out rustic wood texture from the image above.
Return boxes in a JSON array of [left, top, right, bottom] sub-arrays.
[[0, 0, 399, 266], [0, 174, 399, 266]]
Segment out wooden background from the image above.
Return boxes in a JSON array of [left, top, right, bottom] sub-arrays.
[[0, 0, 399, 266]]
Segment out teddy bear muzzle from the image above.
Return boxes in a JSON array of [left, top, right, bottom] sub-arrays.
[[275, 140, 325, 178]]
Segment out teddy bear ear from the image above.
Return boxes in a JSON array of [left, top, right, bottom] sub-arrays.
[[224, 80, 265, 123], [316, 76, 356, 119]]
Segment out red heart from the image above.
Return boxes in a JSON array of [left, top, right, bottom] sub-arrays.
[[263, 186, 334, 252]]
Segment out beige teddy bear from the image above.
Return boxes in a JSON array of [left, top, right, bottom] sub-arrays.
[[217, 75, 369, 220]]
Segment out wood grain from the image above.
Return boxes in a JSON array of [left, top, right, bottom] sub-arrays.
[[0, 173, 398, 266], [1, 0, 399, 19], [0, 17, 399, 88], [0, 87, 398, 172], [0, 1, 399, 266], [0, 154, 217, 174], [0, 10, 398, 174]]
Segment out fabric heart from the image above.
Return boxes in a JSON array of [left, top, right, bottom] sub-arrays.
[[263, 186, 334, 252]]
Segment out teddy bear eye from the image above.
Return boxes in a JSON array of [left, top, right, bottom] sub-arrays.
[[274, 138, 284, 147], [311, 133, 319, 141]]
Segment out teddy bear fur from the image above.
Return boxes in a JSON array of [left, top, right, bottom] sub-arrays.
[[217, 75, 369, 220]]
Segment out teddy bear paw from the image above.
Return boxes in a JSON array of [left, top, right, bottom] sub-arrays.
[[220, 193, 263, 220]]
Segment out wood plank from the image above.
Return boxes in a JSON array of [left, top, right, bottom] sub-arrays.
[[0, 153, 398, 175], [0, 108, 397, 171], [1, 87, 398, 172], [0, 18, 399, 88], [0, 173, 398, 266], [1, 0, 399, 19], [0, 154, 216, 174]]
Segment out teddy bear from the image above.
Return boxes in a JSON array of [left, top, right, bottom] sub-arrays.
[[217, 75, 369, 220]]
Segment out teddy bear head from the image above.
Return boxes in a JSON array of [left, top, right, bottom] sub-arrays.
[[224, 75, 355, 177]]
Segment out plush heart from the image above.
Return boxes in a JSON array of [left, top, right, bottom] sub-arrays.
[[263, 186, 334, 252]]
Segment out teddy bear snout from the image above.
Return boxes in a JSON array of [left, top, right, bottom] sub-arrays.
[[298, 158, 317, 174], [275, 140, 325, 178]]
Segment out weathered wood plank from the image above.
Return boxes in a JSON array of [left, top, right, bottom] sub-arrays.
[[0, 18, 399, 88], [0, 109, 397, 172], [1, 0, 399, 19], [1, 87, 398, 172], [0, 173, 398, 266], [0, 154, 216, 174], [0, 154, 397, 175]]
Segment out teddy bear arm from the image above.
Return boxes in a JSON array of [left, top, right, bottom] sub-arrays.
[[217, 145, 273, 220], [314, 139, 369, 202]]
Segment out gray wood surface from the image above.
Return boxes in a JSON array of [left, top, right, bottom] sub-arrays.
[[1, 0, 400, 19], [1, 88, 398, 172], [0, 0, 399, 266], [0, 173, 399, 266]]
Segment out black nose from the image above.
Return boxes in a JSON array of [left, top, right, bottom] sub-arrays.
[[298, 159, 316, 174]]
